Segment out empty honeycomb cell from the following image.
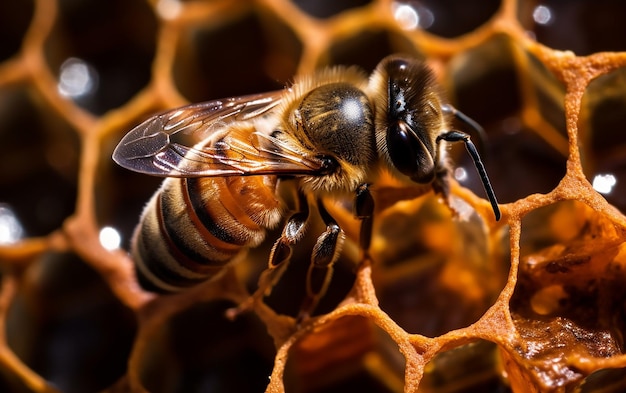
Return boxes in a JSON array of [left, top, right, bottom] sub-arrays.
[[518, 0, 626, 55], [371, 195, 508, 336], [172, 6, 302, 103], [0, 1, 34, 62], [393, 0, 501, 38], [421, 341, 507, 391], [327, 29, 421, 72], [447, 34, 521, 126], [0, 86, 78, 237], [6, 252, 137, 393], [284, 315, 405, 392], [135, 300, 275, 393], [44, 0, 157, 115], [461, 122, 567, 204], [447, 36, 567, 203], [291, 0, 372, 19], [581, 66, 626, 212]]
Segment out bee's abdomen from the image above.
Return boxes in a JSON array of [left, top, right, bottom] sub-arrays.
[[132, 176, 283, 293]]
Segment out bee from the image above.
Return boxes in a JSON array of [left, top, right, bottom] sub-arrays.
[[113, 55, 500, 317]]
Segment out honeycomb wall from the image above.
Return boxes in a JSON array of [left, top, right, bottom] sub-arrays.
[[1, 0, 626, 392]]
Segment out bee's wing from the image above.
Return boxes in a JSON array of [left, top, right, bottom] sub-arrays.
[[113, 91, 324, 177]]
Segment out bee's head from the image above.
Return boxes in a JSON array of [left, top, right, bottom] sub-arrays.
[[370, 56, 447, 185]]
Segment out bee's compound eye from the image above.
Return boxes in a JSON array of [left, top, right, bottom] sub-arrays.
[[387, 123, 419, 175], [387, 122, 435, 183]]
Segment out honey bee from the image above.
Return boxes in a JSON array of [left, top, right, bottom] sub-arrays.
[[113, 55, 500, 317]]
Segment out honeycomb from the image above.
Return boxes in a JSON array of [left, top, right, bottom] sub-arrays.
[[2, 0, 626, 392]]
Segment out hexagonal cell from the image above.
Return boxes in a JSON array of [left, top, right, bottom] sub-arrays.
[[44, 0, 157, 114], [518, 0, 626, 55], [6, 252, 137, 393], [447, 35, 567, 203], [326, 29, 421, 72], [581, 66, 626, 213], [421, 341, 507, 391], [292, 0, 372, 19], [511, 201, 626, 389], [0, 1, 34, 62], [136, 300, 275, 393], [447, 35, 521, 125], [371, 195, 509, 337], [391, 0, 501, 37], [0, 85, 79, 238], [452, 121, 567, 205], [173, 6, 302, 103], [284, 315, 405, 392]]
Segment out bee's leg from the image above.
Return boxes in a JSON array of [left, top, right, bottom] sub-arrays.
[[354, 183, 374, 261], [263, 205, 310, 293], [298, 201, 344, 321], [229, 192, 310, 317]]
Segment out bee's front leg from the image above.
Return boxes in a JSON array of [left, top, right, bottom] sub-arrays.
[[354, 183, 374, 261]]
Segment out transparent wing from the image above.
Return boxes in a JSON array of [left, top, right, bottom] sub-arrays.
[[112, 91, 324, 177]]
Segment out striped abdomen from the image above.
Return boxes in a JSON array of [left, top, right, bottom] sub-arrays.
[[132, 175, 284, 292]]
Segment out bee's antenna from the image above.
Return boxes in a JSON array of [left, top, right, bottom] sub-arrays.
[[441, 104, 489, 157], [436, 130, 501, 221]]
